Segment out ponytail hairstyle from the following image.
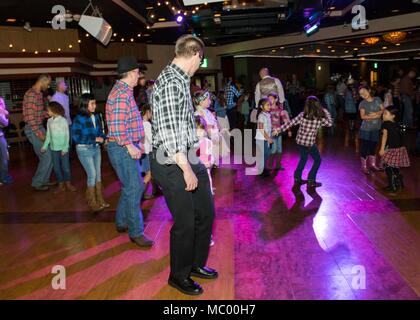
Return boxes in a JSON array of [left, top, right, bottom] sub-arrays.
[[303, 95, 325, 120], [256, 98, 270, 120]]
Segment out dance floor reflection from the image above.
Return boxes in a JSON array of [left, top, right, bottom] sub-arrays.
[[0, 132, 419, 300]]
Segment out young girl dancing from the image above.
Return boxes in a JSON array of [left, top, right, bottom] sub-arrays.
[[358, 85, 384, 174], [41, 101, 76, 193], [71, 93, 108, 211], [255, 98, 273, 177], [267, 92, 292, 171], [379, 106, 410, 192], [275, 96, 332, 188]]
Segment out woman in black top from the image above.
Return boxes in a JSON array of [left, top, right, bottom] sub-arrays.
[[379, 106, 410, 192]]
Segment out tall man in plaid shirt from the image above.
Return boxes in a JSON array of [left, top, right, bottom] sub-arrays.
[[106, 56, 154, 248], [150, 35, 217, 296], [23, 74, 54, 191]]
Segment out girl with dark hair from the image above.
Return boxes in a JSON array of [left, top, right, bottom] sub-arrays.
[[379, 106, 410, 192], [358, 85, 384, 174], [0, 96, 12, 185], [71, 93, 108, 212], [267, 92, 291, 170], [275, 96, 332, 188], [255, 98, 273, 177], [41, 101, 75, 193]]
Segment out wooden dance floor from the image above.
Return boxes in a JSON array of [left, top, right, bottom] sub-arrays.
[[0, 130, 419, 300]]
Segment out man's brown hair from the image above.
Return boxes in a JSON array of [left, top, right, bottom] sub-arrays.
[[175, 34, 204, 58]]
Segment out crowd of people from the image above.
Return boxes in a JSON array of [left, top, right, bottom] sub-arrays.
[[0, 33, 419, 294]]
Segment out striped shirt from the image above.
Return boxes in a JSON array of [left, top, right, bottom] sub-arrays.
[[279, 111, 333, 147], [151, 63, 198, 163], [106, 80, 144, 146]]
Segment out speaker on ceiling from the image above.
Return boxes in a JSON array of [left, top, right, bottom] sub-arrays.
[[78, 15, 112, 46]]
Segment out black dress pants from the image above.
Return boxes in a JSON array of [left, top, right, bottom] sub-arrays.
[[150, 151, 215, 280]]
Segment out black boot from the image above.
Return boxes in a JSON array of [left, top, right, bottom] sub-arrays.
[[384, 166, 397, 192], [393, 168, 404, 190]]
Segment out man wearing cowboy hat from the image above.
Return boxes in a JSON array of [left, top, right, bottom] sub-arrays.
[[106, 56, 154, 248]]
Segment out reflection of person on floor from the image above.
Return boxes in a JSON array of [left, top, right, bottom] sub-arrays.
[[150, 35, 217, 296], [379, 106, 410, 193], [275, 96, 332, 189]]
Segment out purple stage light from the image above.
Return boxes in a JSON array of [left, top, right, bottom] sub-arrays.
[[176, 15, 184, 24]]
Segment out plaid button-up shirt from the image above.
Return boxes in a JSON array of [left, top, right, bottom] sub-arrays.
[[224, 82, 241, 110], [23, 88, 48, 136], [151, 63, 198, 163], [279, 111, 332, 147], [106, 80, 144, 146]]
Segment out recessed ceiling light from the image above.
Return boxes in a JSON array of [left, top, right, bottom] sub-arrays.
[[396, 43, 401, 46], [78, 39, 81, 43], [280, 47, 285, 49], [6, 18, 16, 22], [113, 33, 117, 37], [353, 48, 358, 50], [121, 38, 125, 42], [299, 47, 304, 51], [137, 34, 141, 37], [85, 33, 89, 37], [158, 18, 166, 21], [68, 44, 73, 48], [328, 45, 332, 49], [22, 48, 26, 52], [57, 48, 61, 51], [47, 49, 51, 53], [9, 44, 13, 48], [35, 51, 38, 54], [331, 49, 336, 53], [271, 49, 277, 53], [345, 50, 349, 53], [316, 49, 321, 53], [345, 40, 350, 43], [392, 9, 399, 13], [361, 42, 366, 45], [130, 38, 134, 42], [382, 46, 387, 50]]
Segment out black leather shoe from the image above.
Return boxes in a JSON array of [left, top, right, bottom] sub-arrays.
[[190, 266, 218, 279], [168, 277, 203, 296], [116, 226, 128, 233], [130, 235, 154, 248]]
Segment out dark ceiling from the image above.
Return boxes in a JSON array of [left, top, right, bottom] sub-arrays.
[[0, 0, 419, 45]]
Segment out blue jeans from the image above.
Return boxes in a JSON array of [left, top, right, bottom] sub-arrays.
[[0, 135, 9, 182], [76, 144, 102, 187], [401, 94, 413, 127], [140, 153, 150, 173], [295, 144, 321, 181], [256, 139, 271, 173], [107, 142, 144, 238], [271, 135, 282, 154], [24, 126, 53, 187], [51, 150, 71, 182]]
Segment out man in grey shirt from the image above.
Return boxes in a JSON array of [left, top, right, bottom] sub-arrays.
[[51, 80, 71, 125]]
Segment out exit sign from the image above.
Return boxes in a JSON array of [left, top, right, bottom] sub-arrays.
[[201, 58, 208, 68]]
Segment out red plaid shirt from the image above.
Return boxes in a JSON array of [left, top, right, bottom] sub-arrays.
[[106, 80, 144, 146], [279, 111, 332, 147], [23, 88, 48, 136]]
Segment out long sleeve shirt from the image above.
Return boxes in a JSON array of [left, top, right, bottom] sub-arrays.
[[0, 111, 9, 137], [224, 83, 242, 109], [106, 80, 144, 146], [255, 76, 285, 106], [71, 113, 106, 145], [43, 115, 70, 152], [51, 92, 71, 125], [151, 63, 198, 163], [278, 111, 333, 147], [23, 88, 48, 136]]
